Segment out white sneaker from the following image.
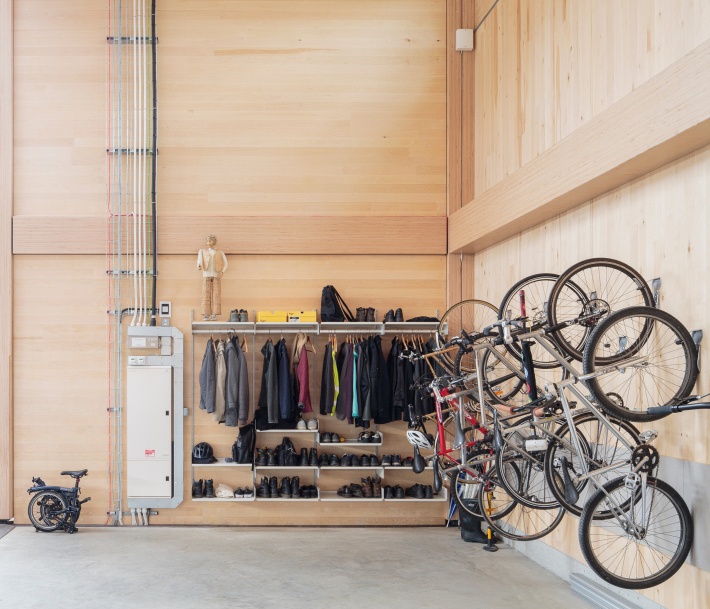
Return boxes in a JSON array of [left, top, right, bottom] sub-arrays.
[[307, 419, 318, 430], [296, 419, 307, 430]]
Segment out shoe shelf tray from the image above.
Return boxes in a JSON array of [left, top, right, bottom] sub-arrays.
[[193, 459, 253, 468], [318, 441, 382, 447], [255, 466, 318, 472], [255, 490, 320, 502], [193, 496, 256, 502], [319, 491, 384, 502], [319, 466, 384, 473], [257, 428, 318, 434]]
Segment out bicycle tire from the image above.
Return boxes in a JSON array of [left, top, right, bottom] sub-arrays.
[[28, 490, 68, 532], [544, 411, 640, 517], [436, 299, 499, 372], [478, 464, 565, 542], [546, 258, 654, 361], [498, 273, 580, 369], [495, 419, 561, 509], [449, 449, 499, 520], [582, 306, 698, 422], [578, 476, 693, 589]]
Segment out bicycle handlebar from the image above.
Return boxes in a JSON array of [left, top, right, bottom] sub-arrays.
[[647, 402, 710, 415]]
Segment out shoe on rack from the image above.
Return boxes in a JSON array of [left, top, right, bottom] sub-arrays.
[[403, 456, 414, 468], [349, 483, 364, 498], [372, 475, 382, 497], [393, 485, 405, 499], [234, 487, 244, 499], [267, 448, 278, 466], [308, 485, 319, 499], [331, 433, 343, 443], [366, 307, 375, 322], [337, 485, 352, 498], [319, 453, 330, 467], [285, 449, 298, 467], [370, 432, 382, 444], [291, 476, 300, 498], [298, 447, 309, 467], [424, 485, 433, 499], [381, 454, 392, 467], [356, 307, 367, 322], [361, 478, 373, 498], [279, 477, 292, 498], [243, 487, 254, 498], [391, 454, 402, 467], [340, 454, 353, 467], [204, 479, 215, 498], [329, 454, 340, 467], [229, 310, 239, 323], [359, 454, 370, 467], [383, 309, 395, 323], [296, 419, 307, 430], [255, 448, 267, 467], [309, 447, 319, 467], [395, 308, 404, 322], [307, 419, 318, 431], [369, 454, 380, 467], [192, 479, 204, 498], [383, 485, 394, 499], [257, 477, 270, 498], [358, 432, 371, 443], [239, 309, 249, 322], [405, 484, 425, 499], [269, 476, 279, 498]]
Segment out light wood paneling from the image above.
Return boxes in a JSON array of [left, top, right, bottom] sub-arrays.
[[450, 37, 710, 254], [12, 215, 447, 255], [0, 0, 13, 520]]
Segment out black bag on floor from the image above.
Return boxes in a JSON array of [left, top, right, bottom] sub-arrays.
[[232, 422, 256, 464], [320, 285, 354, 322], [459, 499, 489, 543]]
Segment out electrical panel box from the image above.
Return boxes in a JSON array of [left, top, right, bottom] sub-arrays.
[[127, 365, 173, 498]]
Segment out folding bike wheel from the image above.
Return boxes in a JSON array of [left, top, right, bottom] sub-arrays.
[[478, 463, 565, 542], [546, 258, 654, 362], [436, 299, 498, 372], [544, 412, 640, 517], [28, 490, 68, 532], [582, 306, 698, 422], [578, 476, 693, 589]]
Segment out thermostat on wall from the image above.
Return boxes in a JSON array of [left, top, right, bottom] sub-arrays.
[[159, 301, 172, 317]]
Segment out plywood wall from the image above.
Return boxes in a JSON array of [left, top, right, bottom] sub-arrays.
[[9, 0, 448, 525]]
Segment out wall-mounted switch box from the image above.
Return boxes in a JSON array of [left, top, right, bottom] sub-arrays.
[[456, 29, 474, 51], [159, 301, 172, 318]]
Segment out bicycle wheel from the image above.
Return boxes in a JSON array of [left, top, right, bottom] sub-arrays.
[[496, 419, 561, 509], [544, 412, 640, 517], [28, 490, 68, 532], [478, 464, 565, 542], [582, 306, 698, 422], [449, 449, 498, 519], [578, 476, 693, 589], [498, 273, 582, 369], [546, 258, 654, 361], [437, 299, 498, 372]]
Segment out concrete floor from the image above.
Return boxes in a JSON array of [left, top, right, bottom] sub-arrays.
[[0, 525, 592, 609]]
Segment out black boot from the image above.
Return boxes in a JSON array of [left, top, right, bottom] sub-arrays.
[[255, 448, 268, 467], [279, 477, 292, 498], [298, 447, 309, 467], [395, 307, 404, 322], [383, 309, 395, 323], [269, 476, 278, 498], [291, 476, 300, 498], [308, 447, 318, 467], [192, 479, 203, 498], [204, 479, 215, 498], [257, 477, 270, 498], [459, 500, 492, 543], [366, 307, 375, 322], [267, 448, 278, 466], [356, 307, 367, 322]]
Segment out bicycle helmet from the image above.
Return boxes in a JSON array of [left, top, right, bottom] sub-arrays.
[[406, 429, 433, 450], [192, 442, 216, 464]]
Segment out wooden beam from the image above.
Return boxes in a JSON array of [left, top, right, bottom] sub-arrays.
[[449, 39, 710, 254], [12, 215, 447, 256], [0, 0, 13, 520]]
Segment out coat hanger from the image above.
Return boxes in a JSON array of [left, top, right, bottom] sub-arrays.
[[240, 335, 249, 353]]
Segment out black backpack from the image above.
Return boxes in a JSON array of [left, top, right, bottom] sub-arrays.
[[232, 422, 256, 464], [320, 285, 354, 322]]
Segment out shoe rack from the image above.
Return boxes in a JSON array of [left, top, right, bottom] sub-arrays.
[[190, 317, 448, 507]]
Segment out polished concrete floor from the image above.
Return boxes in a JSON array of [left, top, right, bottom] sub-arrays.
[[0, 525, 592, 609]]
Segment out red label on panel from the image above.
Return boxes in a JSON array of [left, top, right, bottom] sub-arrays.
[[145, 449, 155, 458]]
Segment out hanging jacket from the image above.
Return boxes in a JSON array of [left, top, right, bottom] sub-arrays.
[[351, 343, 359, 419], [387, 337, 406, 421], [199, 338, 216, 413], [372, 335, 392, 424], [291, 333, 315, 413], [225, 337, 249, 426], [212, 339, 227, 423], [335, 342, 353, 421], [258, 339, 279, 425], [356, 339, 372, 427], [276, 338, 292, 421], [319, 342, 334, 416]]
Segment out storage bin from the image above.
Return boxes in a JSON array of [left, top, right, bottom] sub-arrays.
[[287, 310, 317, 323], [256, 310, 288, 322]]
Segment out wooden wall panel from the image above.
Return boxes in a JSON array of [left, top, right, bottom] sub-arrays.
[[0, 0, 13, 520]]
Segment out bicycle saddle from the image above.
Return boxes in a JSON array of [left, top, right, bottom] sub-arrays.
[[61, 469, 88, 478]]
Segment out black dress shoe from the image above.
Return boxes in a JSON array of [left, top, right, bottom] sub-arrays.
[[309, 447, 318, 467], [405, 484, 425, 499], [395, 308, 404, 322], [383, 485, 394, 499], [319, 453, 330, 467], [383, 309, 395, 323], [359, 454, 370, 467], [337, 485, 352, 497], [350, 483, 364, 498], [329, 454, 340, 467], [424, 485, 433, 499], [393, 485, 405, 499], [340, 454, 352, 467], [369, 455, 380, 467], [192, 479, 203, 498]]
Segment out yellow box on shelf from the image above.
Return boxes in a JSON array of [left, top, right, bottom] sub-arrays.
[[256, 310, 288, 322], [288, 310, 317, 323]]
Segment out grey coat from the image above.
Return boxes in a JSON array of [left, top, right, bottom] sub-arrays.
[[224, 338, 250, 426], [198, 338, 216, 413]]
